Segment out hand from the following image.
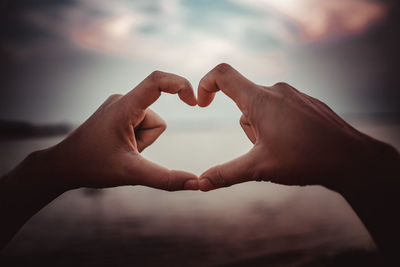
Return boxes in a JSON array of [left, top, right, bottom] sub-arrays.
[[197, 63, 398, 192], [27, 71, 199, 191]]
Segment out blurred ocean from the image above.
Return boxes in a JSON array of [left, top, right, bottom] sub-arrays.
[[0, 118, 399, 267]]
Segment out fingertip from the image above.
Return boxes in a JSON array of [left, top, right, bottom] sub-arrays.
[[179, 85, 198, 107], [187, 97, 198, 106], [197, 81, 216, 108], [186, 89, 198, 107], [199, 178, 215, 192], [181, 98, 197, 107], [184, 179, 199, 190], [197, 100, 211, 108], [171, 170, 199, 191], [197, 92, 214, 107]]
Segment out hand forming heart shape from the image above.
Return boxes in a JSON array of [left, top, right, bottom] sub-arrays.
[[3, 64, 400, 257], [32, 63, 392, 194]]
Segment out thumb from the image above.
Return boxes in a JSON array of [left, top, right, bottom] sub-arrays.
[[122, 154, 199, 191], [199, 148, 260, 191]]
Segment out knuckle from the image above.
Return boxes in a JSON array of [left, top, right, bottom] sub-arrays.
[[273, 82, 291, 88], [214, 63, 233, 75], [106, 94, 122, 102], [272, 82, 292, 93], [160, 120, 167, 132], [148, 70, 165, 82], [239, 115, 250, 126], [179, 78, 192, 91], [185, 79, 192, 89], [99, 94, 123, 112], [240, 104, 251, 118], [239, 115, 246, 124]]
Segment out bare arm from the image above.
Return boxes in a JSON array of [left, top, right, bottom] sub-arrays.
[[0, 156, 66, 249], [0, 71, 199, 249], [197, 63, 400, 264]]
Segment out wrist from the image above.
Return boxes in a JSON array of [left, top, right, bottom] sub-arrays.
[[331, 139, 400, 196], [0, 149, 68, 248], [6, 148, 70, 197]]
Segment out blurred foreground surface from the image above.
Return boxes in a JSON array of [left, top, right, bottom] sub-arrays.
[[0, 119, 399, 267]]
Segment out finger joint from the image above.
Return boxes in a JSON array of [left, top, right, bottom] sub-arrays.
[[214, 63, 233, 76]]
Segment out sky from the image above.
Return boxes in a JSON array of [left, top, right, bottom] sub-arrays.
[[0, 0, 399, 124]]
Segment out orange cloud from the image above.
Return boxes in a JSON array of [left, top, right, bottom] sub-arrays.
[[240, 0, 387, 40]]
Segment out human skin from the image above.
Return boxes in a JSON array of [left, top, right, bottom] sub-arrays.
[[0, 71, 199, 248], [1, 64, 400, 264], [197, 63, 400, 263]]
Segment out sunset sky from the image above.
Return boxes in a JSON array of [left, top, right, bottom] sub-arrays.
[[0, 0, 398, 124]]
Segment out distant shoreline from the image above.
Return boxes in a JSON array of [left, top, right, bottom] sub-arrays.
[[0, 113, 399, 140], [0, 119, 73, 140]]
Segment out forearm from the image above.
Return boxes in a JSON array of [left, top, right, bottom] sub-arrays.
[[342, 177, 400, 260], [336, 143, 400, 264], [0, 150, 66, 249]]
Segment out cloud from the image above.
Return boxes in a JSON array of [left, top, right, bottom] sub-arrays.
[[1, 0, 397, 123], [6, 0, 385, 73], [233, 0, 387, 40], [1, 0, 388, 64], [54, 0, 387, 72], [61, 0, 288, 75]]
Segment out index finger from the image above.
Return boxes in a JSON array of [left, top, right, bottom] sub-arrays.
[[124, 71, 197, 110], [197, 63, 259, 113]]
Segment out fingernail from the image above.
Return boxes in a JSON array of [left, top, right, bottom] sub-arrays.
[[184, 179, 199, 190]]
